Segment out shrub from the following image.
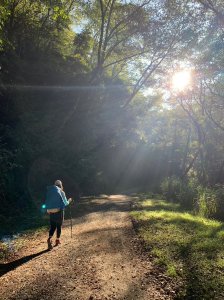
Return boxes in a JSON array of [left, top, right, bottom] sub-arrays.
[[213, 186, 224, 221], [161, 177, 224, 220], [196, 187, 217, 218], [160, 176, 182, 202], [161, 176, 197, 210], [194, 185, 224, 221]]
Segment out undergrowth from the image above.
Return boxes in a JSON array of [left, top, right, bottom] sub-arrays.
[[0, 226, 48, 262], [131, 198, 224, 299]]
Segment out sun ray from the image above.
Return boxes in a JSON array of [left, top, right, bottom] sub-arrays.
[[171, 70, 192, 92]]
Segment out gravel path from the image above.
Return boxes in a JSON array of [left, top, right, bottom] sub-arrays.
[[0, 195, 174, 300]]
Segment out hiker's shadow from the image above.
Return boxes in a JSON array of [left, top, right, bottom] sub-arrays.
[[0, 249, 49, 277]]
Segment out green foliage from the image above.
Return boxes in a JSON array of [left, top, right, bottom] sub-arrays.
[[161, 176, 183, 202], [131, 198, 224, 299], [1, 0, 224, 235], [195, 186, 224, 220], [161, 176, 197, 209], [196, 187, 218, 218], [0, 240, 8, 261], [161, 177, 224, 220]]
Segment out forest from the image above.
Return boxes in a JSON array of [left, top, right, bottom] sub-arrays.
[[1, 0, 224, 234]]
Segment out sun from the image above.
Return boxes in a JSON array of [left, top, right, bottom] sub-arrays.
[[171, 70, 192, 92]]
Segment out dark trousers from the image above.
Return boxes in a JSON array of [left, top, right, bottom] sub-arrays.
[[49, 210, 64, 239]]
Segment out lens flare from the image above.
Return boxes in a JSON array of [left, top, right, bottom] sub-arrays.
[[172, 70, 191, 92]]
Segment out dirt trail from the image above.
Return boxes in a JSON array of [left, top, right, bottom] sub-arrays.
[[0, 195, 174, 300]]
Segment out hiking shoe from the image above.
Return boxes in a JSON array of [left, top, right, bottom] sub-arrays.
[[55, 239, 61, 246], [47, 238, 53, 250]]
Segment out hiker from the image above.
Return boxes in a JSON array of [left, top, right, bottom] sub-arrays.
[[45, 180, 72, 250]]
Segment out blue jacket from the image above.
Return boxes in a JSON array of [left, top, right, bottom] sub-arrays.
[[45, 185, 69, 210]]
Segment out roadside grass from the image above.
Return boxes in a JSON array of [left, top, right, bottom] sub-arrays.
[[131, 198, 224, 299], [0, 225, 48, 262], [0, 199, 80, 262]]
